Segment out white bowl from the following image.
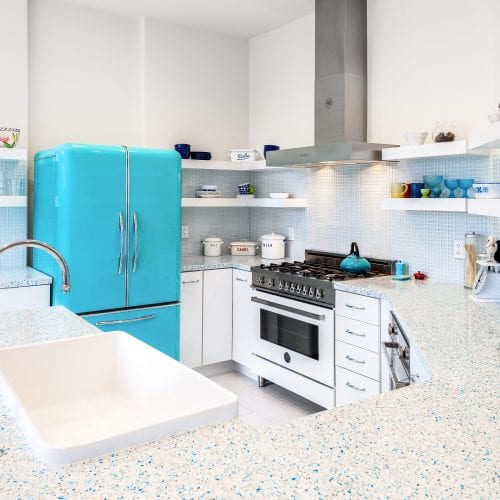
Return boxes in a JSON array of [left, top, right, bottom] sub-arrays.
[[404, 132, 428, 146], [201, 185, 218, 191], [269, 192, 289, 199], [472, 183, 500, 198]]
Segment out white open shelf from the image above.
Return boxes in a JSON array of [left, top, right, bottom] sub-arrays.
[[0, 148, 27, 161], [468, 122, 500, 152], [183, 159, 269, 171], [0, 196, 27, 208], [381, 198, 468, 212], [382, 140, 468, 161], [182, 197, 307, 208], [467, 199, 500, 217]]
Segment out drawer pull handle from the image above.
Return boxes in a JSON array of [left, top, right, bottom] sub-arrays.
[[346, 381, 366, 392], [345, 303, 365, 311], [182, 279, 200, 284], [236, 277, 248, 283], [345, 354, 365, 364], [345, 328, 365, 337], [95, 314, 156, 326]]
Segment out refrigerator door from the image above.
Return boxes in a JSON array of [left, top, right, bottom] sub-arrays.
[[82, 303, 180, 359], [34, 144, 127, 313], [127, 148, 181, 307]]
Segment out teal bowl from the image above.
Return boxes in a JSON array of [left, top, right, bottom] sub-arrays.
[[423, 175, 443, 189]]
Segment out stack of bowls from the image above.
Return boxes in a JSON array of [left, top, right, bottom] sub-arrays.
[[174, 143, 191, 159]]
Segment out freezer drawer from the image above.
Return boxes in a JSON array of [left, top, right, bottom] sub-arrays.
[[82, 304, 180, 359]]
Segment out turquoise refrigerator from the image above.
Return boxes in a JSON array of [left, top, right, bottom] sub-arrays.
[[33, 143, 181, 358]]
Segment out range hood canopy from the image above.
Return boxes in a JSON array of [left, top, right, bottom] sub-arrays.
[[267, 0, 396, 167]]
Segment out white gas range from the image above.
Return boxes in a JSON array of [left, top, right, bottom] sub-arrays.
[[250, 249, 394, 408]]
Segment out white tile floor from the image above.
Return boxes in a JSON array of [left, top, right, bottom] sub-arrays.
[[208, 371, 324, 429]]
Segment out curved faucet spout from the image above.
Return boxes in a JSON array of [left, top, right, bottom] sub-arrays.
[[0, 240, 70, 293]]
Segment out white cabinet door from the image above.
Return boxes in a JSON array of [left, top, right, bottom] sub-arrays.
[[0, 285, 50, 312], [232, 269, 256, 368], [336, 291, 380, 325], [203, 269, 233, 365], [180, 271, 203, 368]]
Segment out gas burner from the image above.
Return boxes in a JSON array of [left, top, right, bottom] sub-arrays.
[[253, 250, 395, 306]]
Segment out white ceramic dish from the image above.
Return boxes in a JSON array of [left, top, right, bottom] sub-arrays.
[[269, 193, 289, 199], [228, 241, 258, 256], [229, 149, 257, 162], [197, 190, 221, 198], [472, 183, 500, 198], [404, 132, 428, 145], [0, 331, 238, 464]]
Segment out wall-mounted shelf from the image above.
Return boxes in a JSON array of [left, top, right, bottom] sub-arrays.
[[182, 197, 307, 208], [468, 123, 500, 152], [0, 196, 27, 208], [0, 148, 27, 161], [183, 159, 267, 171], [381, 140, 468, 161], [381, 198, 467, 212], [467, 199, 500, 217]]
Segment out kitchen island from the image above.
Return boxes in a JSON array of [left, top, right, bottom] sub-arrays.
[[0, 278, 498, 497]]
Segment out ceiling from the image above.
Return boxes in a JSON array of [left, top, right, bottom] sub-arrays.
[[54, 0, 315, 38]]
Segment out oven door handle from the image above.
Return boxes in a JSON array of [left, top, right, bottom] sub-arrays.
[[251, 296, 325, 321], [383, 341, 411, 389]]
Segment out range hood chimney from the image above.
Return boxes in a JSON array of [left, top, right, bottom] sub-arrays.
[[267, 0, 395, 167]]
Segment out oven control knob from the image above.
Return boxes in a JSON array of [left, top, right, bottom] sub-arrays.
[[290, 283, 296, 292], [258, 275, 265, 285], [296, 284, 302, 294], [315, 289, 323, 299], [284, 282, 290, 291], [268, 278, 275, 287], [284, 352, 291, 363], [302, 285, 309, 295], [309, 287, 315, 297], [278, 281, 284, 290]]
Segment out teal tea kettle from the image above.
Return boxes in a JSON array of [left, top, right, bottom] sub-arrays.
[[340, 242, 371, 274]]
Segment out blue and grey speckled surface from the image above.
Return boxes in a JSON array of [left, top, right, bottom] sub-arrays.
[[0, 267, 52, 289], [181, 255, 294, 272], [0, 277, 498, 497]]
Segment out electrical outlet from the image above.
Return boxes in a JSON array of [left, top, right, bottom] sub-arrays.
[[182, 226, 189, 239], [454, 240, 465, 259], [288, 227, 295, 241]]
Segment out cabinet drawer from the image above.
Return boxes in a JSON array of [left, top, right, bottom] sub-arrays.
[[335, 366, 380, 406], [335, 315, 380, 353], [335, 340, 380, 381], [336, 291, 380, 325]]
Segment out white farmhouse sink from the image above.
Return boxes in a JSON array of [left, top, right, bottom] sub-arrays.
[[0, 331, 238, 464]]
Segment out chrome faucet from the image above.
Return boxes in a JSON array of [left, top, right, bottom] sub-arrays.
[[0, 239, 71, 293]]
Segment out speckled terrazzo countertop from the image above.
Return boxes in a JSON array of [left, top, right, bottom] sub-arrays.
[[0, 279, 498, 497], [0, 267, 52, 289], [182, 254, 294, 272]]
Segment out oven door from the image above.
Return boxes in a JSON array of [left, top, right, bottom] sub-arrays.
[[251, 290, 334, 387]]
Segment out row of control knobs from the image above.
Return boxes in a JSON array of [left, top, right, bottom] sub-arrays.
[[256, 275, 324, 299]]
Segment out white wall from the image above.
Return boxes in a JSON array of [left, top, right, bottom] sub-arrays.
[[249, 13, 315, 152], [28, 0, 141, 155], [142, 18, 249, 159], [0, 0, 28, 148], [367, 0, 499, 144]]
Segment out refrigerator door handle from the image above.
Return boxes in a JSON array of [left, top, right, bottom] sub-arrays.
[[118, 211, 124, 274], [132, 211, 138, 273], [95, 313, 156, 326]]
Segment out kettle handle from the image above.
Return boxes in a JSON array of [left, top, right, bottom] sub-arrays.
[[350, 242, 360, 257]]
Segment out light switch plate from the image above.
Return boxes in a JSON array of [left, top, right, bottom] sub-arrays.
[[182, 226, 189, 239]]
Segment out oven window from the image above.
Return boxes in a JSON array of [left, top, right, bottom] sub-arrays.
[[260, 309, 319, 359]]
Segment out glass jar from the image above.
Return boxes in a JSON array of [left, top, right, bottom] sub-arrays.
[[432, 122, 456, 143], [464, 232, 481, 288]]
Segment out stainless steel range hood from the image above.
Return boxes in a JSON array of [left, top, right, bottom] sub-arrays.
[[267, 0, 396, 167]]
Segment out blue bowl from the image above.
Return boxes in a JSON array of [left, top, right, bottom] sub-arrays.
[[457, 178, 474, 198], [190, 151, 212, 160], [423, 175, 443, 189], [175, 143, 191, 159]]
